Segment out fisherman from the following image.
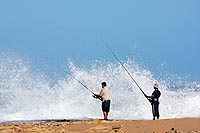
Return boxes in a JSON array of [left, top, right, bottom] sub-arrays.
[[93, 82, 111, 120], [145, 83, 161, 120]]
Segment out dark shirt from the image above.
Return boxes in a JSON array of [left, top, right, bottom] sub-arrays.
[[152, 89, 161, 103]]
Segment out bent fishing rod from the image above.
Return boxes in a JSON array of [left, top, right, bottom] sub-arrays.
[[101, 39, 150, 102], [60, 68, 95, 95]]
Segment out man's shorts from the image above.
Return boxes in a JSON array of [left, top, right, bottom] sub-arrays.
[[102, 100, 111, 113]]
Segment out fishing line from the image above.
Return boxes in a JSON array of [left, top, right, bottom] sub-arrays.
[[101, 39, 150, 102], [60, 68, 95, 94]]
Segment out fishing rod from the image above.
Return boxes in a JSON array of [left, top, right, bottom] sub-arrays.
[[101, 39, 150, 101], [60, 68, 95, 95]]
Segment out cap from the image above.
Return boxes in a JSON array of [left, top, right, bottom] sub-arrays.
[[154, 83, 159, 89]]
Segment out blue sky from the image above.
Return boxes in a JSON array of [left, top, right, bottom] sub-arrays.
[[0, 0, 200, 79]]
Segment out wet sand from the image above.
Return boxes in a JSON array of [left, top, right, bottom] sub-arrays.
[[0, 118, 200, 133]]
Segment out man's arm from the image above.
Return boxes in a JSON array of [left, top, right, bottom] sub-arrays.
[[93, 93, 101, 98], [92, 93, 103, 101], [144, 94, 153, 99]]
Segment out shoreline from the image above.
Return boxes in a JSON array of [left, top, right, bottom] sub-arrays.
[[0, 118, 200, 133], [0, 117, 198, 124]]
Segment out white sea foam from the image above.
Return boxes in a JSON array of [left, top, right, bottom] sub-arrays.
[[0, 53, 200, 122]]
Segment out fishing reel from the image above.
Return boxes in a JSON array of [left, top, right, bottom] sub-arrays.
[[92, 95, 102, 101]]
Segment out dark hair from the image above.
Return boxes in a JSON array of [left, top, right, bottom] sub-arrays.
[[101, 82, 107, 86]]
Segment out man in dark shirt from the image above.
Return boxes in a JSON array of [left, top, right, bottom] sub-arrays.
[[145, 83, 161, 120]]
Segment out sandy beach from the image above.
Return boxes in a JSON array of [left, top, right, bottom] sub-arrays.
[[0, 118, 199, 133]]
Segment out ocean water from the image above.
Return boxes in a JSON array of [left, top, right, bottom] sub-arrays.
[[0, 52, 200, 122]]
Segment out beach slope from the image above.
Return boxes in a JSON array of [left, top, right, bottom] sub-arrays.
[[0, 118, 200, 133]]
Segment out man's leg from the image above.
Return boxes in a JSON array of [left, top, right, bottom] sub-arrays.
[[152, 103, 159, 120], [152, 104, 156, 120], [103, 100, 110, 120], [155, 103, 159, 119], [103, 112, 108, 120]]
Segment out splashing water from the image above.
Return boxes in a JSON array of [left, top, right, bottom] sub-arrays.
[[0, 52, 200, 122]]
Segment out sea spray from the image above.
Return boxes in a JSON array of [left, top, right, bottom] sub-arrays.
[[0, 53, 200, 122]]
